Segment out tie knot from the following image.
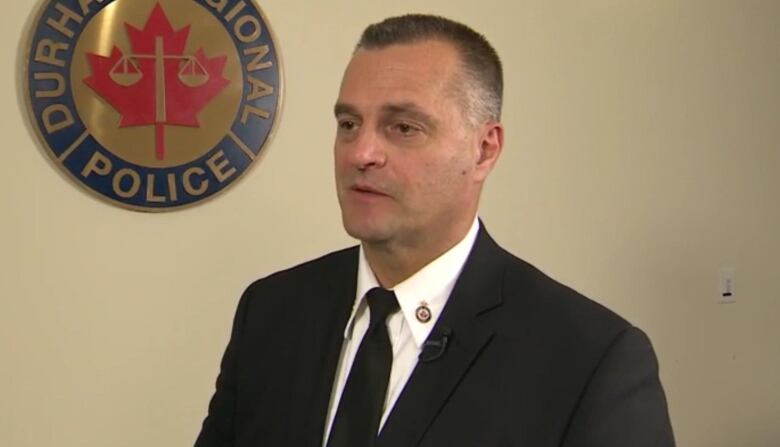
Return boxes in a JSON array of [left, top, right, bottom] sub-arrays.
[[365, 287, 399, 328]]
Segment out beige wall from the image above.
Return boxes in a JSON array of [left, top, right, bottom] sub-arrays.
[[2, 0, 778, 446]]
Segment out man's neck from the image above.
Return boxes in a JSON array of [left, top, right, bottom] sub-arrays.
[[362, 217, 476, 288]]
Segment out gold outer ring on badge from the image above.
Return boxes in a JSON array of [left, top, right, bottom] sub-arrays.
[[22, 0, 286, 212]]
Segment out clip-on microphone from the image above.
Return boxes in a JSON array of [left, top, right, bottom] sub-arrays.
[[419, 327, 452, 363]]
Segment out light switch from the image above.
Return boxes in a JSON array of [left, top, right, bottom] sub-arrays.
[[719, 268, 736, 303]]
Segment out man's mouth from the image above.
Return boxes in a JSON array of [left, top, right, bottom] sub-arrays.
[[350, 183, 389, 197]]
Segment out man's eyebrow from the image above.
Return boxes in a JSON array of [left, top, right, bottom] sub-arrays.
[[381, 103, 437, 127], [334, 103, 359, 117], [333, 102, 438, 128]]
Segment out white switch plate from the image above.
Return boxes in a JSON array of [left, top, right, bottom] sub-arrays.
[[719, 268, 736, 303]]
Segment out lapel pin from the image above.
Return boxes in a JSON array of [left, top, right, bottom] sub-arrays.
[[415, 303, 432, 323]]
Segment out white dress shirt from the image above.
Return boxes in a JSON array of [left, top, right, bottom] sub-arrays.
[[322, 217, 480, 445]]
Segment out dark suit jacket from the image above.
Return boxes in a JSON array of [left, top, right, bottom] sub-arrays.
[[195, 226, 675, 446]]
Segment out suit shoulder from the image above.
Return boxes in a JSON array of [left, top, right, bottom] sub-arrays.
[[500, 250, 632, 338], [243, 245, 358, 297]]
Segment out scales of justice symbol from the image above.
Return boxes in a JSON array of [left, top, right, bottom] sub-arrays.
[[84, 4, 230, 161]]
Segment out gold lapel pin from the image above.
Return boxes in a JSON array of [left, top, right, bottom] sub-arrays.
[[415, 302, 432, 323]]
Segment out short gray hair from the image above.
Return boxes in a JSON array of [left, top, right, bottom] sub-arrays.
[[356, 14, 503, 124]]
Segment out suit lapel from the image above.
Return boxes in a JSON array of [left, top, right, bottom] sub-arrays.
[[300, 247, 360, 447], [378, 226, 507, 447]]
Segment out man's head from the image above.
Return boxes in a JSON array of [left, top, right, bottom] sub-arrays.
[[334, 15, 504, 264], [357, 15, 503, 126]]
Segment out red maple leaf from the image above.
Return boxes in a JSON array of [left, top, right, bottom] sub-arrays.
[[84, 3, 229, 160]]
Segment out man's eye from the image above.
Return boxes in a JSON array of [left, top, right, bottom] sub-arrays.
[[392, 122, 420, 136], [338, 120, 356, 131]]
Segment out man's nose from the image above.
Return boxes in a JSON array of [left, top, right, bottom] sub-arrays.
[[349, 128, 386, 170]]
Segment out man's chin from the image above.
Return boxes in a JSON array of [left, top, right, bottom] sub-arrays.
[[341, 218, 393, 244]]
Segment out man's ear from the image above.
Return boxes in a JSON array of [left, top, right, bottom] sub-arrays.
[[474, 121, 504, 181]]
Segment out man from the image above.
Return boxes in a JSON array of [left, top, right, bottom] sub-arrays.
[[195, 14, 675, 447]]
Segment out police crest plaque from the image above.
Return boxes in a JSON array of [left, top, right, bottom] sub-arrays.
[[25, 0, 283, 211]]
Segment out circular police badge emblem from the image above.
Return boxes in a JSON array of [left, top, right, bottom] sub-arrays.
[[25, 0, 283, 211]]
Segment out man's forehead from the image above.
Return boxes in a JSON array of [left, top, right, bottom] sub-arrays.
[[338, 40, 460, 107], [345, 39, 460, 80]]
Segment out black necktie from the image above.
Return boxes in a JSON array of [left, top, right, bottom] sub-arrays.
[[327, 287, 399, 447]]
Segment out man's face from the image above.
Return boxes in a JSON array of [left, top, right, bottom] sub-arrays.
[[334, 39, 492, 249]]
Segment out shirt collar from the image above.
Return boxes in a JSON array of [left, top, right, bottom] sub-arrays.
[[344, 217, 480, 348]]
